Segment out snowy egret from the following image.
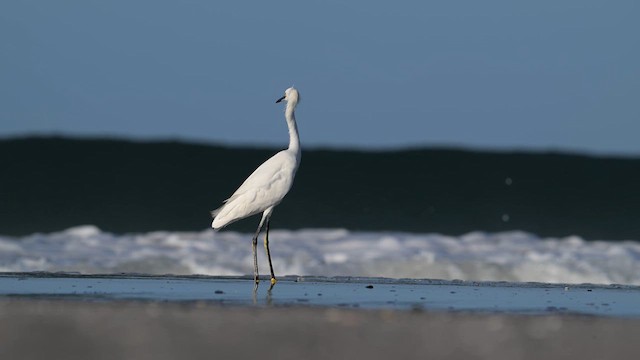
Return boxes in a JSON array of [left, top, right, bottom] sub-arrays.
[[211, 87, 302, 286]]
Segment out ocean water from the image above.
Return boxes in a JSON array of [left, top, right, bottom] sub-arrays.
[[1, 226, 639, 286], [2, 137, 640, 239], [1, 137, 639, 286]]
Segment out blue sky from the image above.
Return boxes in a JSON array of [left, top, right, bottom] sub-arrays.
[[1, 1, 638, 154]]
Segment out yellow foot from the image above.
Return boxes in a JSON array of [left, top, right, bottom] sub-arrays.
[[270, 277, 277, 286]]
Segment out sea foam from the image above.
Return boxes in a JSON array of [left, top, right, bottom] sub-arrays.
[[1, 226, 639, 285]]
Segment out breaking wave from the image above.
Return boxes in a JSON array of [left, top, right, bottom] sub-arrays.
[[1, 226, 639, 285]]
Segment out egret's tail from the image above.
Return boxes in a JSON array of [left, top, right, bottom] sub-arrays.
[[210, 206, 224, 230]]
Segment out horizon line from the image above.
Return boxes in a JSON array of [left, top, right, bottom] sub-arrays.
[[2, 132, 639, 160]]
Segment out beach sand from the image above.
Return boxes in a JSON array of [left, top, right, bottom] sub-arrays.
[[1, 273, 639, 359], [1, 300, 639, 360]]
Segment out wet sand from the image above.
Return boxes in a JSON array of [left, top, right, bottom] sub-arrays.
[[2, 273, 640, 316], [1, 273, 640, 359]]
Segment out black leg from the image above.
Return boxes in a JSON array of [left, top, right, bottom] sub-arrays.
[[251, 216, 265, 284], [264, 218, 277, 286]]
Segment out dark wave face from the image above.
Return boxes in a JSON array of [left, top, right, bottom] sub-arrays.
[[1, 137, 639, 240]]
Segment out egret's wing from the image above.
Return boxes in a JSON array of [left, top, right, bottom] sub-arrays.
[[228, 152, 291, 199], [211, 151, 296, 228]]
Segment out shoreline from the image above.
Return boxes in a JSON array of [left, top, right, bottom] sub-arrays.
[[2, 272, 639, 317], [2, 273, 640, 359]]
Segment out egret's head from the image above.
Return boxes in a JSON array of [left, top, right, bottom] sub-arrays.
[[276, 87, 300, 105]]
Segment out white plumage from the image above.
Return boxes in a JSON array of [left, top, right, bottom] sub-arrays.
[[211, 87, 301, 286], [211, 151, 298, 229]]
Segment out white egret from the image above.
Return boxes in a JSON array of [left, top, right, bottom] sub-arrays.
[[211, 87, 302, 286]]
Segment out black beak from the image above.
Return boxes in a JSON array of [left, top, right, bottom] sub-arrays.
[[276, 95, 285, 103]]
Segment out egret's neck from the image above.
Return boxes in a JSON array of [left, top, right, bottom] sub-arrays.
[[285, 102, 301, 157]]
